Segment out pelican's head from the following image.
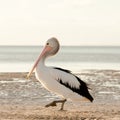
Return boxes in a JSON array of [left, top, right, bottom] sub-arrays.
[[26, 37, 60, 79], [45, 37, 60, 57]]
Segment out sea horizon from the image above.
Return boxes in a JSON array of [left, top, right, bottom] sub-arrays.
[[0, 45, 120, 72]]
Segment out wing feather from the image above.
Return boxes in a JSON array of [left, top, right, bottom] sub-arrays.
[[49, 67, 94, 102], [49, 67, 80, 89]]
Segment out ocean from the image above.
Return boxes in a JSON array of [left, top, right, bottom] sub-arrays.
[[0, 46, 120, 72]]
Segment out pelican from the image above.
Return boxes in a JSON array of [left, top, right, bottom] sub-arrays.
[[27, 37, 93, 110]]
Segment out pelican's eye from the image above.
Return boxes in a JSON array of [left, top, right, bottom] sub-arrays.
[[46, 43, 49, 45]]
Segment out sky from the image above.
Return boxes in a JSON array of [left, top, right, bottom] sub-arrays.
[[0, 0, 120, 46]]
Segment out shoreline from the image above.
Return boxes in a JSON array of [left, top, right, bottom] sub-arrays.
[[0, 70, 120, 119], [0, 69, 120, 78]]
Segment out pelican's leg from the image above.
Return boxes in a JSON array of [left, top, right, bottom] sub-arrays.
[[60, 99, 67, 110], [45, 99, 67, 110], [45, 101, 57, 107]]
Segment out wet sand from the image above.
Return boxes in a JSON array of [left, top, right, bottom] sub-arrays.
[[0, 71, 120, 120]]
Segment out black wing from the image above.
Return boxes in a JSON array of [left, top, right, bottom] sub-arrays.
[[53, 67, 94, 102]]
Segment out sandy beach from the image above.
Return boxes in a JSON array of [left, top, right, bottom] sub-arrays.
[[0, 71, 120, 120]]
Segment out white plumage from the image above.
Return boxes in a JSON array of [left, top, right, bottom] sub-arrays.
[[36, 66, 80, 100], [27, 37, 93, 110]]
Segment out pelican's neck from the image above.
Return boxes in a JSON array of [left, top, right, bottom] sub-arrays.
[[36, 55, 47, 70]]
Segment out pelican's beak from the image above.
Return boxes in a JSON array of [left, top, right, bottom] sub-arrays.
[[26, 45, 52, 79]]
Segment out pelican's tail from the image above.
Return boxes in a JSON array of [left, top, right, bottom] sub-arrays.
[[75, 76, 94, 102]]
